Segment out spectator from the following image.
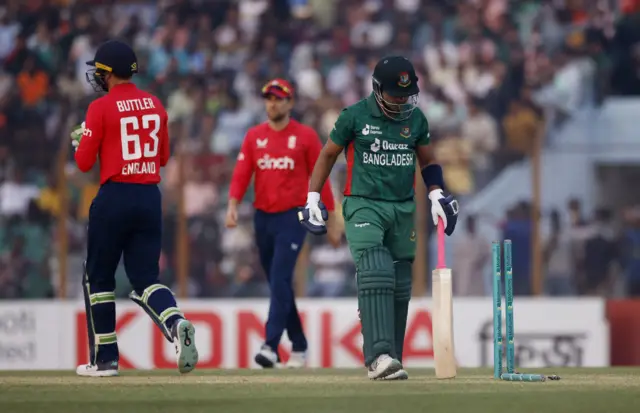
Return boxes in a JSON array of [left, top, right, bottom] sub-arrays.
[[27, 20, 56, 71], [582, 208, 617, 295], [0, 249, 23, 299], [0, 145, 14, 184], [295, 54, 323, 100], [0, 169, 39, 218], [36, 172, 63, 219], [544, 209, 575, 296], [503, 202, 532, 296], [184, 167, 218, 219], [16, 55, 48, 109], [502, 99, 541, 163], [211, 93, 254, 155], [230, 262, 269, 298], [0, 13, 20, 62], [326, 54, 358, 98], [461, 97, 499, 190], [453, 215, 491, 296], [621, 207, 640, 296], [167, 77, 196, 123], [433, 134, 473, 197], [307, 235, 353, 297]]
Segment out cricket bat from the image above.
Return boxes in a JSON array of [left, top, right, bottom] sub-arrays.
[[432, 218, 457, 379]]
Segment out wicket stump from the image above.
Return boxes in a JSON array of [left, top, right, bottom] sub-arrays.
[[491, 240, 552, 382]]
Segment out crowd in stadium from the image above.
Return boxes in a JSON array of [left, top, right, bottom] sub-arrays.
[[1, 0, 640, 299]]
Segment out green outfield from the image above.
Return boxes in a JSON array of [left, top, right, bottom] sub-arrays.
[[1, 368, 639, 413]]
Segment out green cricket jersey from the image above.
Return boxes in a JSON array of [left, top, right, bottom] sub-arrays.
[[330, 94, 431, 202]]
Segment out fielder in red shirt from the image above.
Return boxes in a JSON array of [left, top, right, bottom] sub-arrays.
[[226, 78, 340, 368], [71, 40, 197, 378]]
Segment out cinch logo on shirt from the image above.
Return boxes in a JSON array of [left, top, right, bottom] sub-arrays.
[[257, 155, 295, 170]]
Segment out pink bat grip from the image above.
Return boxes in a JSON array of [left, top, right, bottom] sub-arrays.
[[436, 218, 446, 269]]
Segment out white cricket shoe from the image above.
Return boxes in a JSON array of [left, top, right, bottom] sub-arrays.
[[255, 345, 278, 368], [172, 319, 198, 374], [76, 361, 119, 377], [367, 354, 402, 380], [285, 351, 307, 368]]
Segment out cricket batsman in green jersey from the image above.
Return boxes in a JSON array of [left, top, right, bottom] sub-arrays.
[[299, 56, 460, 380]]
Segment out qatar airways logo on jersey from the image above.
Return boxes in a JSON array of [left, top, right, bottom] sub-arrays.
[[257, 155, 295, 170]]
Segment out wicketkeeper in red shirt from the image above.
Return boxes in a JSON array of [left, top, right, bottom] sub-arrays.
[[226, 78, 341, 368], [71, 40, 198, 377]]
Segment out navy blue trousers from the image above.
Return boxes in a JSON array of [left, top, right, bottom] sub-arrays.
[[254, 209, 307, 353], [86, 182, 162, 293]]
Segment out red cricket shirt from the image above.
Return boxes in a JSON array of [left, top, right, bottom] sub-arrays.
[[74, 83, 170, 185], [229, 119, 335, 213]]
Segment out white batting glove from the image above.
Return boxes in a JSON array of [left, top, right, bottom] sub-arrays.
[[306, 192, 326, 225], [428, 189, 448, 228], [298, 192, 328, 235], [428, 188, 460, 236]]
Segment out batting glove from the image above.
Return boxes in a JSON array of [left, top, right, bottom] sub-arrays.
[[428, 189, 460, 236], [298, 192, 328, 235], [70, 122, 85, 152]]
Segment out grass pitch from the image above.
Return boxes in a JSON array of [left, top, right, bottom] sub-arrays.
[[1, 368, 640, 413]]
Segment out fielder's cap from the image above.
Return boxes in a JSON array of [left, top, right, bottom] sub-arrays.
[[86, 40, 138, 78], [261, 78, 294, 99], [372, 56, 419, 97]]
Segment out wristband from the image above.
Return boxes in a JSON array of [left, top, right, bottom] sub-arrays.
[[421, 164, 445, 191]]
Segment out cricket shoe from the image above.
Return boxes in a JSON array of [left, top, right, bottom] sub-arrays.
[[284, 351, 307, 368], [382, 368, 409, 380], [76, 361, 119, 377], [172, 319, 198, 374], [255, 345, 278, 368], [367, 354, 402, 380]]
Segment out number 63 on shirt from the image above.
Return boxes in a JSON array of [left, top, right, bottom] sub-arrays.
[[74, 83, 170, 185]]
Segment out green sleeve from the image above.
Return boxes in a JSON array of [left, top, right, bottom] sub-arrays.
[[329, 108, 354, 147], [416, 110, 431, 146]]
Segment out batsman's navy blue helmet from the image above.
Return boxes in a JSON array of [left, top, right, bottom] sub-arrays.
[[86, 40, 138, 92], [372, 56, 419, 121]]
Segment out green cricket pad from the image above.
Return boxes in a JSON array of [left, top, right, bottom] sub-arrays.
[[357, 246, 396, 366], [394, 261, 412, 362]]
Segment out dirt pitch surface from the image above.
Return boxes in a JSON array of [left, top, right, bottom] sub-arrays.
[[1, 368, 640, 413]]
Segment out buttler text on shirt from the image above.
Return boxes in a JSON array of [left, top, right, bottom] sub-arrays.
[[116, 98, 156, 113]]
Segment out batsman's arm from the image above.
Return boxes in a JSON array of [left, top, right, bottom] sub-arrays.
[[309, 139, 343, 193], [415, 114, 444, 193], [75, 101, 104, 172], [309, 109, 353, 194], [416, 144, 444, 193], [416, 117, 460, 236], [306, 129, 336, 211]]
